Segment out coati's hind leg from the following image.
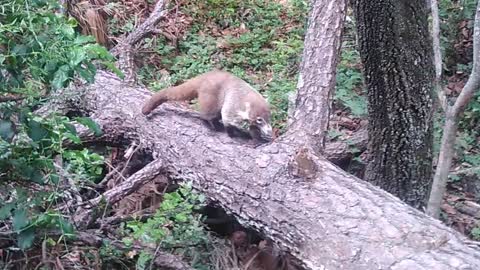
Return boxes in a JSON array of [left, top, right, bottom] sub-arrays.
[[198, 91, 224, 131]]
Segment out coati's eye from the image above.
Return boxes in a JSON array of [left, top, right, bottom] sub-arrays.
[[256, 117, 263, 124]]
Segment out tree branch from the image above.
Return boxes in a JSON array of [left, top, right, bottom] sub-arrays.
[[110, 0, 168, 57], [108, 0, 168, 83], [73, 158, 166, 228], [427, 0, 480, 218], [430, 0, 448, 111], [0, 94, 25, 103]]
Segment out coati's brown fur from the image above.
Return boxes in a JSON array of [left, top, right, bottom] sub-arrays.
[[141, 70, 273, 141]]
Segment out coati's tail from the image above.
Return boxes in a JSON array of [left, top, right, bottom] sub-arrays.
[[141, 78, 200, 115]]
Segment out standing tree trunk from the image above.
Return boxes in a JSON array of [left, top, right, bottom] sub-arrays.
[[353, 0, 435, 209], [286, 0, 347, 153]]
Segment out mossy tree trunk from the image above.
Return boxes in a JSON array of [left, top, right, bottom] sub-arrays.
[[353, 0, 435, 209]]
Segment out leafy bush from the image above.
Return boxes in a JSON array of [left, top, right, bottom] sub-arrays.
[[0, 0, 113, 250], [123, 182, 212, 268], [335, 49, 366, 117], [439, 0, 478, 74], [0, 0, 117, 93]]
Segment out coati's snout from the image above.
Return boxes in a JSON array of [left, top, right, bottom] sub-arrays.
[[251, 117, 273, 142]]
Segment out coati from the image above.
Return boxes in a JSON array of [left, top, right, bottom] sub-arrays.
[[141, 70, 273, 142]]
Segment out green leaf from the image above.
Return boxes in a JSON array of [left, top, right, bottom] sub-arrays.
[[136, 251, 153, 270], [75, 117, 102, 136], [57, 217, 75, 236], [327, 130, 342, 140], [64, 132, 81, 144], [66, 17, 79, 27], [44, 60, 58, 73], [0, 120, 15, 142], [12, 44, 27, 55], [63, 122, 77, 135], [86, 62, 97, 77], [26, 120, 48, 142], [75, 66, 95, 83], [85, 44, 111, 59], [122, 237, 133, 247], [94, 167, 103, 175], [13, 209, 28, 231], [17, 227, 35, 250], [60, 24, 75, 38], [175, 213, 188, 223], [16, 187, 28, 202], [12, 161, 45, 183], [69, 48, 86, 67], [28, 169, 44, 184], [48, 173, 60, 184], [101, 61, 124, 79], [51, 65, 71, 90], [74, 35, 95, 45]]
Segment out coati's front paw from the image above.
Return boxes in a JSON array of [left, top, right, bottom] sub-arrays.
[[203, 119, 224, 132], [226, 126, 251, 139]]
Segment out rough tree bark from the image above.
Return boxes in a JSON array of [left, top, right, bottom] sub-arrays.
[[286, 0, 347, 153], [353, 0, 435, 209], [430, 0, 448, 111], [46, 71, 480, 270], [427, 1, 480, 218]]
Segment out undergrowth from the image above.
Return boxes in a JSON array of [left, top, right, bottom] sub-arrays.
[[334, 16, 366, 118], [436, 0, 480, 183], [0, 0, 113, 262], [122, 182, 217, 269]]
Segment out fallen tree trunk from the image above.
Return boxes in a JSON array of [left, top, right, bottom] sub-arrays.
[[45, 70, 480, 270]]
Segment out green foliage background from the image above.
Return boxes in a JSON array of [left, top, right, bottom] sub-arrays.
[[0, 0, 113, 250]]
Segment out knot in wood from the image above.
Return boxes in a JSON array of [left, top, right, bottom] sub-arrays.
[[288, 146, 318, 180]]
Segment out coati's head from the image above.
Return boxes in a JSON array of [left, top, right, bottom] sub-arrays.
[[249, 108, 273, 142]]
